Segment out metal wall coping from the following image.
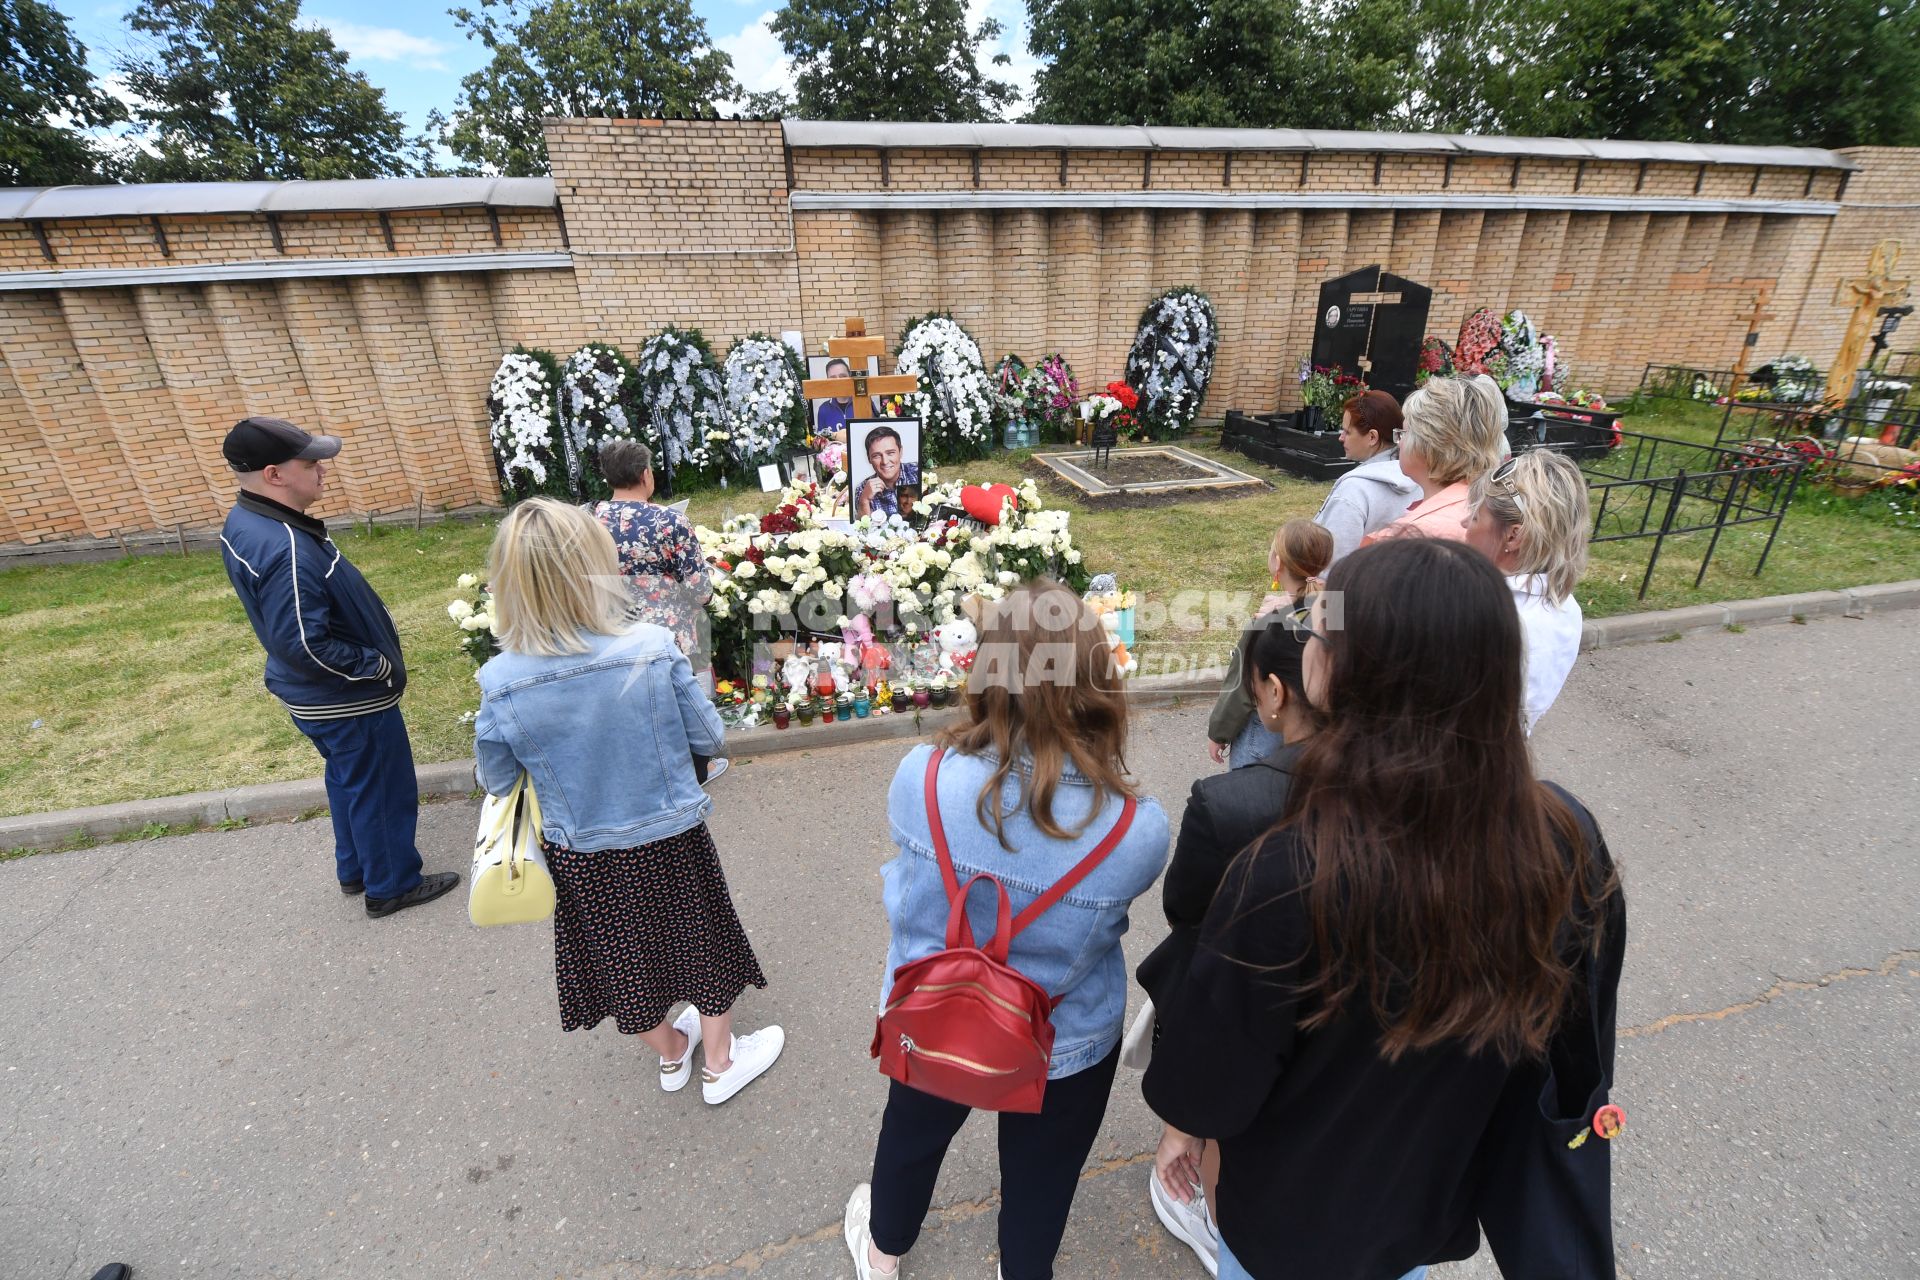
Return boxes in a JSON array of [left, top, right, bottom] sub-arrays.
[[779, 119, 1858, 170], [0, 177, 558, 223], [788, 190, 1844, 216], [0, 250, 573, 292]]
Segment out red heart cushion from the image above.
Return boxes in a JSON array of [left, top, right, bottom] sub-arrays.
[[960, 483, 1019, 525]]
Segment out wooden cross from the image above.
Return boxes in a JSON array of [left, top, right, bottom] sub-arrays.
[[1825, 240, 1912, 410], [800, 318, 920, 429], [1348, 281, 1405, 375], [1727, 284, 1776, 399]]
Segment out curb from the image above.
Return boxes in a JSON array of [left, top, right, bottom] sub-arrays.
[[5, 578, 1917, 854]]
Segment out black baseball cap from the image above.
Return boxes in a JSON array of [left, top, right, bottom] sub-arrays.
[[222, 417, 342, 472]]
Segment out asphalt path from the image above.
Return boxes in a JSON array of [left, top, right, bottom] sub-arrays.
[[2, 611, 1915, 1279]]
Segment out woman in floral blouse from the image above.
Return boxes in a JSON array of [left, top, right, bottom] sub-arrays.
[[595, 439, 725, 783]]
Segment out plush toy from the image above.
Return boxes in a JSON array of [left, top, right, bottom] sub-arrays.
[[841, 613, 875, 659], [817, 640, 852, 692], [781, 652, 814, 703], [860, 641, 893, 683], [934, 616, 979, 676], [959, 483, 1019, 526]]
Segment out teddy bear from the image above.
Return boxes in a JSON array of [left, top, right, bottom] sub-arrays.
[[933, 616, 978, 677]]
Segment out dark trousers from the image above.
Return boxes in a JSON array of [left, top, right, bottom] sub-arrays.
[[868, 1045, 1121, 1280], [293, 706, 423, 900]]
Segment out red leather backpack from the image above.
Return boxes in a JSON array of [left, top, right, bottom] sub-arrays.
[[871, 748, 1137, 1113]]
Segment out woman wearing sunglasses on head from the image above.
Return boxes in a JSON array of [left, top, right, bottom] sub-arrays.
[[1463, 449, 1592, 734], [1143, 538, 1625, 1280]]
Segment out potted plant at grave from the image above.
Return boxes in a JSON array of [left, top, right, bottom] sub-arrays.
[[1296, 362, 1367, 433]]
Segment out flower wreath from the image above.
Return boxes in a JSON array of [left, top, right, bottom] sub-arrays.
[[1024, 353, 1081, 442], [897, 313, 991, 463], [1126, 286, 1218, 439], [721, 334, 809, 474], [487, 346, 565, 502], [558, 342, 640, 501], [637, 325, 728, 484]]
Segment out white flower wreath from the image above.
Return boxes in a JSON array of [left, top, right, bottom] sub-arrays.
[[559, 343, 638, 495], [487, 350, 560, 496], [897, 315, 991, 459], [1126, 288, 1218, 436], [637, 328, 726, 477], [721, 336, 807, 468]]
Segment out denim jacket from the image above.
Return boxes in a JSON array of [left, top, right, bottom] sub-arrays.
[[879, 743, 1170, 1079], [474, 625, 725, 851]]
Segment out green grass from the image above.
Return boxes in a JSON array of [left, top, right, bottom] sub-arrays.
[[0, 423, 1913, 816]]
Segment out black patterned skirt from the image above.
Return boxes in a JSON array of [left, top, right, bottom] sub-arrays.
[[543, 823, 768, 1034]]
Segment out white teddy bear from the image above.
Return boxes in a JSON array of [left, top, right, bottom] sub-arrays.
[[933, 617, 978, 677]]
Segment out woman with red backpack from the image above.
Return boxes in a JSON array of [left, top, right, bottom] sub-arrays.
[[844, 580, 1171, 1280]]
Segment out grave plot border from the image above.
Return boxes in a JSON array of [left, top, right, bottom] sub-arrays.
[[1031, 444, 1268, 499]]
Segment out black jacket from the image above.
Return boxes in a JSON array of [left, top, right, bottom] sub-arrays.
[[1135, 742, 1302, 1009], [220, 491, 405, 721], [1143, 788, 1625, 1280]]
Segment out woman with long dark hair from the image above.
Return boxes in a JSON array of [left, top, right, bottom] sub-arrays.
[[1143, 538, 1625, 1280]]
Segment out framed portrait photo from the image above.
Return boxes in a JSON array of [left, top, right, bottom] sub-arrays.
[[808, 354, 880, 437], [848, 418, 923, 522]]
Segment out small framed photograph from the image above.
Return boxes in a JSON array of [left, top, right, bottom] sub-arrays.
[[808, 354, 880, 436], [757, 463, 783, 492], [847, 418, 923, 521]]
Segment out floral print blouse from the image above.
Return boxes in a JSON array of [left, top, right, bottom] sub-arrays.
[[594, 500, 713, 659]]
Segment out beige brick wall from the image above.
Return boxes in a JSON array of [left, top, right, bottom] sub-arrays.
[[4, 118, 1919, 544]]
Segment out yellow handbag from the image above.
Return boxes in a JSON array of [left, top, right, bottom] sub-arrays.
[[468, 773, 557, 927]]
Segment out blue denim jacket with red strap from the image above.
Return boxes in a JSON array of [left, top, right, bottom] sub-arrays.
[[879, 743, 1170, 1079]]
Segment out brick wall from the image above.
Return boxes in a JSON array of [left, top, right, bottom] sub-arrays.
[[2, 118, 1917, 545]]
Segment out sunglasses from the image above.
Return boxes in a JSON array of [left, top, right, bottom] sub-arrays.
[[1485, 455, 1528, 520]]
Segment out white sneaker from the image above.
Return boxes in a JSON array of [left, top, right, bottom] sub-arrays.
[[701, 758, 731, 787], [844, 1183, 900, 1278], [1149, 1168, 1220, 1276], [701, 1025, 785, 1104], [659, 1004, 702, 1093]]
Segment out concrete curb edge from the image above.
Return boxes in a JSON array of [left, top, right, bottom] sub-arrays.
[[6, 577, 1918, 853]]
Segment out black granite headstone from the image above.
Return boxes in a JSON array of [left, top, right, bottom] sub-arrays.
[[1310, 265, 1433, 404]]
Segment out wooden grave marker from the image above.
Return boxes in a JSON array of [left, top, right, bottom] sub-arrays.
[[1826, 241, 1912, 418], [800, 318, 920, 426]]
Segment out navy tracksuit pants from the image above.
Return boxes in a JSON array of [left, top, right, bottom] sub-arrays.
[[293, 706, 424, 900]]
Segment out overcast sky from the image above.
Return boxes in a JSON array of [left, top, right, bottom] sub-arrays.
[[66, 0, 1045, 150]]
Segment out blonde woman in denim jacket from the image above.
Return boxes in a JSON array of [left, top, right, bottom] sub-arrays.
[[844, 581, 1171, 1280], [474, 499, 783, 1107]]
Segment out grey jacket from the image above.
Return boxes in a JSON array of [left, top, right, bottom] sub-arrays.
[[1313, 452, 1420, 564]]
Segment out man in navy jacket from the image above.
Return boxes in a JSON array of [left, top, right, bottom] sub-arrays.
[[219, 417, 458, 918]]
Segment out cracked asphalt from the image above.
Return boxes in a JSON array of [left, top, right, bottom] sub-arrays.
[[2, 610, 1915, 1279]]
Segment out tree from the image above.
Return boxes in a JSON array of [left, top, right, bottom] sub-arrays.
[[118, 0, 423, 181], [1410, 0, 1920, 147], [445, 0, 740, 176], [1719, 0, 1920, 147], [1, 0, 125, 185], [1025, 0, 1414, 128], [770, 0, 1017, 122]]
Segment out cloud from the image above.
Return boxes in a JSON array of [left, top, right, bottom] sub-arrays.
[[305, 19, 450, 71], [969, 0, 1041, 114], [715, 10, 794, 107]]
